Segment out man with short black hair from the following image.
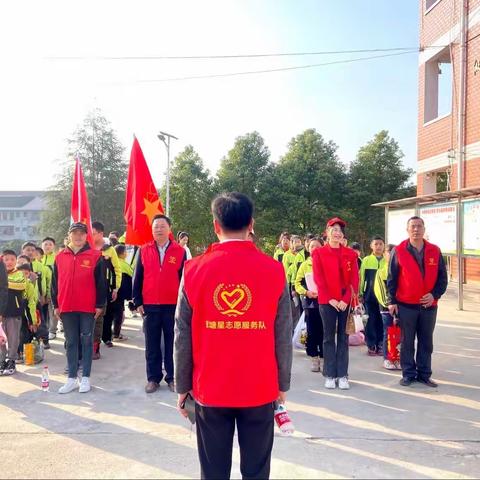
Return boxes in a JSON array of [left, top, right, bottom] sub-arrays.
[[387, 216, 448, 387], [175, 192, 292, 480], [133, 214, 186, 393], [52, 222, 107, 393]]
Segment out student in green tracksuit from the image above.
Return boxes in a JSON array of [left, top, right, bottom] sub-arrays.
[[273, 232, 290, 264], [283, 235, 303, 326], [41, 237, 58, 339], [21, 242, 50, 349], [373, 243, 399, 370], [360, 236, 386, 356], [295, 237, 324, 372]]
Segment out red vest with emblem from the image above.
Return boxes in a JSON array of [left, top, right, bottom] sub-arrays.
[[55, 247, 102, 313], [141, 240, 185, 305], [184, 241, 286, 407], [395, 239, 441, 306]]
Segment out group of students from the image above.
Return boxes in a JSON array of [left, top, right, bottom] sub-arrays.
[[0, 224, 135, 381], [273, 213, 447, 390]]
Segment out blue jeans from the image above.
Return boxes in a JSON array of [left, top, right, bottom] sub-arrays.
[[381, 311, 394, 360], [61, 312, 95, 378]]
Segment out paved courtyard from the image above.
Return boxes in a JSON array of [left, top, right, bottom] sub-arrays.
[[1, 288, 479, 479]]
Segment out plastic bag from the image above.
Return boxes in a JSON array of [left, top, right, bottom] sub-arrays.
[[387, 324, 401, 362], [292, 312, 307, 349], [349, 331, 365, 346], [33, 339, 45, 364]]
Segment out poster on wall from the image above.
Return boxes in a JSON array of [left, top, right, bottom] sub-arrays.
[[419, 202, 457, 254], [463, 199, 480, 256], [387, 208, 415, 246]]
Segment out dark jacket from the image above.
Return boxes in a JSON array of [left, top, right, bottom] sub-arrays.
[[0, 261, 8, 317]]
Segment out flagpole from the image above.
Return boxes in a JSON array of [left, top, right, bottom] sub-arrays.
[[157, 131, 178, 217]]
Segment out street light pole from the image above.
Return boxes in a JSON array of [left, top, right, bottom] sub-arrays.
[[157, 131, 178, 217]]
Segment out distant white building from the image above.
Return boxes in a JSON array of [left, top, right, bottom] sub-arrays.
[[0, 191, 46, 244]]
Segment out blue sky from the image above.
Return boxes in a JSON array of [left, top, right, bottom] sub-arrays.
[[0, 0, 420, 190]]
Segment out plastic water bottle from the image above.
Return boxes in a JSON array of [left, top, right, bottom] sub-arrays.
[[274, 402, 294, 436], [41, 366, 50, 392]]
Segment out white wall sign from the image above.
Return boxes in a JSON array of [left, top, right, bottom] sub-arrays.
[[387, 208, 415, 246], [463, 199, 480, 256], [419, 202, 457, 254]]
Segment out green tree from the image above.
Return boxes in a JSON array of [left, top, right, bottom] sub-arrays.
[[346, 130, 415, 247], [40, 109, 127, 241], [169, 146, 215, 252], [262, 129, 347, 243], [215, 131, 271, 200]]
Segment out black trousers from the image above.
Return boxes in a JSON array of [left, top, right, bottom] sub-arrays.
[[196, 402, 274, 480], [319, 304, 349, 378], [365, 299, 383, 350], [102, 299, 125, 343], [398, 304, 437, 381], [144, 306, 176, 384], [305, 307, 324, 358]]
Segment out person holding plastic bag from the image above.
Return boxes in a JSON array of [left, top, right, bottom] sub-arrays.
[[294, 237, 324, 372], [312, 218, 359, 390], [373, 244, 400, 370]]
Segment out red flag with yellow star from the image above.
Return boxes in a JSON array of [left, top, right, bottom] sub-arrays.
[[71, 156, 94, 246], [124, 137, 165, 245]]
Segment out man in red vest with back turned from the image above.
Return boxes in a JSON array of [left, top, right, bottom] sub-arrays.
[[387, 216, 447, 388], [174, 192, 293, 480], [133, 214, 186, 394]]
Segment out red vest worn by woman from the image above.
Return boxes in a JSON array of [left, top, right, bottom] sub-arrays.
[[55, 246, 102, 314], [141, 240, 185, 305], [184, 241, 286, 408], [395, 239, 441, 306], [312, 244, 359, 304]]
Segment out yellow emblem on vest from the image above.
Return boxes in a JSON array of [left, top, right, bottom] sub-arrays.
[[168, 256, 177, 264], [213, 283, 252, 317]]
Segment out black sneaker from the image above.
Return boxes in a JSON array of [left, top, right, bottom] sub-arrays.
[[417, 377, 438, 388], [0, 360, 7, 375], [3, 359, 16, 375], [42, 340, 51, 350], [399, 377, 415, 387]]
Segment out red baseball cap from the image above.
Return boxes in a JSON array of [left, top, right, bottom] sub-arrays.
[[326, 217, 346, 228]]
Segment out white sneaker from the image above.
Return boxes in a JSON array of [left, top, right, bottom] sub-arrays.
[[58, 378, 79, 394], [383, 359, 396, 370], [48, 332, 56, 340], [338, 377, 350, 390], [79, 377, 91, 393], [325, 377, 336, 389]]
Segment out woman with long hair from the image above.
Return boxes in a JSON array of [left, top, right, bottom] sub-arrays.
[[312, 218, 359, 390]]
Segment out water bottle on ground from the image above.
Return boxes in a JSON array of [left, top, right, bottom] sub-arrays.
[[274, 402, 294, 436], [41, 366, 50, 392]]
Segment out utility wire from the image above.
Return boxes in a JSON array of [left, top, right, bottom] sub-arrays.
[[112, 50, 418, 84], [45, 46, 436, 61]]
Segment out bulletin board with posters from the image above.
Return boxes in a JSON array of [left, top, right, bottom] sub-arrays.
[[387, 208, 415, 246], [419, 202, 457, 254], [463, 199, 480, 256]]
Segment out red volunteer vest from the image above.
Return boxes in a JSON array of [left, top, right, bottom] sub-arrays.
[[312, 244, 359, 304], [184, 241, 286, 407], [395, 239, 441, 306], [141, 240, 185, 305], [55, 247, 102, 314]]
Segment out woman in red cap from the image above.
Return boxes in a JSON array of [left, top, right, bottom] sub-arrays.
[[312, 217, 359, 390]]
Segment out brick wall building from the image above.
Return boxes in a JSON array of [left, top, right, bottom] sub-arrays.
[[418, 0, 480, 283]]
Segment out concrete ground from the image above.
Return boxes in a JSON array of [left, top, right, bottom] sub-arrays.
[[1, 288, 479, 479]]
